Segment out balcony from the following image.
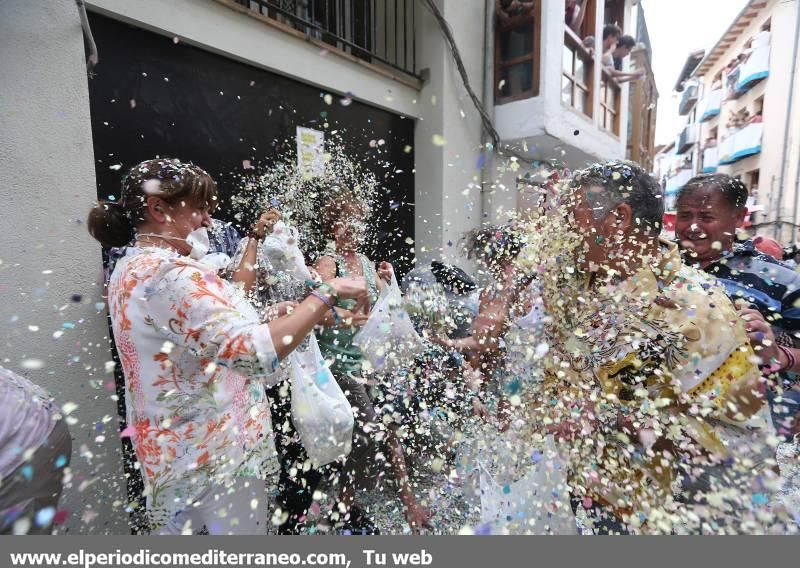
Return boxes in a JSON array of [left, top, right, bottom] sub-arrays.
[[719, 122, 763, 165], [678, 83, 699, 116], [702, 146, 719, 173], [665, 167, 694, 196], [599, 69, 621, 136], [736, 44, 770, 95], [698, 88, 722, 122], [235, 0, 418, 78], [677, 124, 698, 154], [561, 27, 592, 117]]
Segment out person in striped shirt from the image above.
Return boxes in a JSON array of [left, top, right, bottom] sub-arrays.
[[676, 173, 800, 439]]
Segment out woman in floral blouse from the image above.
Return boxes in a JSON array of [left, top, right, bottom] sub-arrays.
[[87, 158, 367, 534]]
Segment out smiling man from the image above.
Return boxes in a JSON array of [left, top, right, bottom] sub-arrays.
[[675, 173, 800, 439]]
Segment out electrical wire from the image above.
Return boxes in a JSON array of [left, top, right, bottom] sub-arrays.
[[76, 0, 99, 77]]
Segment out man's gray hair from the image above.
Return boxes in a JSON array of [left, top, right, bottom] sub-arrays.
[[570, 161, 664, 231]]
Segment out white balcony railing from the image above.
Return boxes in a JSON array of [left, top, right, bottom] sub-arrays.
[[665, 168, 694, 196], [677, 124, 698, 154], [702, 146, 719, 172], [736, 45, 770, 94], [679, 83, 699, 116], [698, 89, 722, 122], [719, 122, 763, 165]]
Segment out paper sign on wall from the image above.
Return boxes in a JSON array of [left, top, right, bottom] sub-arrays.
[[297, 126, 325, 179]]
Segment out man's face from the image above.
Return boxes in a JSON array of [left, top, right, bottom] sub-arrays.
[[572, 186, 611, 271], [603, 33, 620, 52], [615, 45, 632, 59], [675, 187, 744, 265]]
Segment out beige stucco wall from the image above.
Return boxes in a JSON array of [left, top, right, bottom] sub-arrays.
[[0, 0, 128, 534]]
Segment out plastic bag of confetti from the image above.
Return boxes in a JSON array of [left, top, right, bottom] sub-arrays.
[[290, 334, 354, 468], [352, 273, 425, 372], [478, 435, 575, 535], [262, 221, 311, 281]]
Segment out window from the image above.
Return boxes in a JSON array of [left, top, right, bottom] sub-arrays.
[[748, 169, 760, 196], [600, 69, 620, 134], [495, 1, 541, 103], [563, 28, 593, 117], [604, 0, 626, 29], [751, 95, 765, 124]]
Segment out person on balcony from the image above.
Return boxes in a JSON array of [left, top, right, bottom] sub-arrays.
[[565, 0, 586, 35], [603, 35, 644, 84], [675, 174, 800, 443], [752, 22, 771, 49], [582, 35, 596, 57], [601, 24, 621, 54], [495, 0, 536, 23]]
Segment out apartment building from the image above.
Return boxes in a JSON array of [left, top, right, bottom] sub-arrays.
[[489, 0, 641, 215], [656, 0, 800, 242]]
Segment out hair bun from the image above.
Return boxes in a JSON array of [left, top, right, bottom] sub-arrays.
[[87, 200, 134, 248]]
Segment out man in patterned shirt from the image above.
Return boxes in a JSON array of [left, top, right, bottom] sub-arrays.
[[535, 162, 773, 534], [676, 173, 800, 439]]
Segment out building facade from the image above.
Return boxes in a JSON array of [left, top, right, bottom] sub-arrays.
[[1, 0, 640, 533], [626, 1, 658, 173], [656, 0, 800, 243]]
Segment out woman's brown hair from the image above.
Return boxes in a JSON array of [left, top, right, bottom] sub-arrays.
[[87, 158, 218, 247]]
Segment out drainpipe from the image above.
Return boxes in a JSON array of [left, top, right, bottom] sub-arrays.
[[793, 134, 800, 244], [776, 0, 800, 240], [480, 0, 493, 225]]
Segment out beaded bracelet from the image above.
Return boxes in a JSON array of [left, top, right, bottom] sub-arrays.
[[310, 290, 341, 326], [316, 282, 338, 300], [778, 344, 797, 372]]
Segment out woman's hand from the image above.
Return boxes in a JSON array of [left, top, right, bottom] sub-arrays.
[[377, 261, 394, 283], [739, 306, 784, 368], [339, 309, 370, 329], [472, 398, 490, 421], [251, 208, 281, 239], [329, 277, 368, 302], [431, 334, 455, 349], [404, 503, 433, 534]]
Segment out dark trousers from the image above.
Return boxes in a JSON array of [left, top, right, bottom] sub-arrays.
[[267, 373, 381, 534]]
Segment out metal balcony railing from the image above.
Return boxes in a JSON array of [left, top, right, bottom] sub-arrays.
[[235, 0, 418, 78], [677, 124, 698, 154], [678, 83, 699, 116]]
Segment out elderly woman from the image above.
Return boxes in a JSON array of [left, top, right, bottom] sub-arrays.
[[87, 158, 367, 534]]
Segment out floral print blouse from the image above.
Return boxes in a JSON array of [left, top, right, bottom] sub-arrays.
[[108, 247, 281, 530]]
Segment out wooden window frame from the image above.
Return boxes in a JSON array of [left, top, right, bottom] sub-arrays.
[[562, 27, 594, 118], [600, 68, 621, 136], [494, 0, 542, 105]]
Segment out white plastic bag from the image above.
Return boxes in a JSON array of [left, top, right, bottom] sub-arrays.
[[479, 435, 575, 535], [352, 273, 425, 371], [290, 334, 354, 468], [262, 221, 311, 281]]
